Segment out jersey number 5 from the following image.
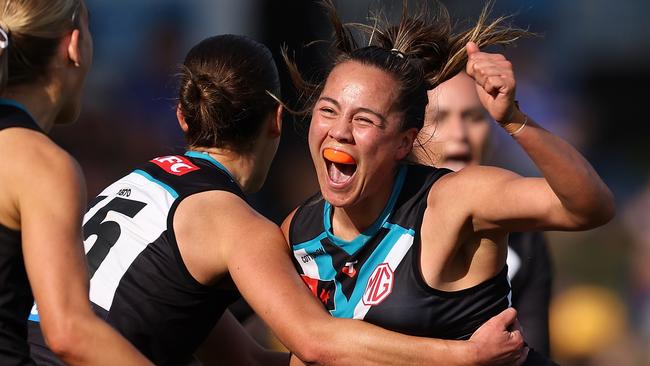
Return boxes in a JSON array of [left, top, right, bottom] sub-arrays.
[[83, 197, 147, 277]]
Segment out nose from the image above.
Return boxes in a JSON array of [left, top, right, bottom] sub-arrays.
[[446, 115, 469, 143], [328, 115, 354, 143]]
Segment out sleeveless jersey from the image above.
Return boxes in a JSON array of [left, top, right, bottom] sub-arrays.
[[507, 232, 552, 356], [29, 151, 242, 366], [289, 164, 512, 340], [0, 100, 42, 366]]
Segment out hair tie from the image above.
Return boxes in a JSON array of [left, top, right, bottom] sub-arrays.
[[0, 27, 8, 49], [390, 48, 405, 59]]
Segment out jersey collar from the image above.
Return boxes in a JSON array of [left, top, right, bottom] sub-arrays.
[[323, 164, 408, 252]]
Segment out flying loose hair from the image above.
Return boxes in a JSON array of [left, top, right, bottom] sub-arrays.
[[284, 0, 532, 132]]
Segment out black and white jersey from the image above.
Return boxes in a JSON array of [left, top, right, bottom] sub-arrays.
[[0, 100, 42, 366], [289, 164, 512, 340], [507, 232, 553, 356], [29, 151, 242, 366]]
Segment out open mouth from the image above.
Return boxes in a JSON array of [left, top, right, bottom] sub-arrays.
[[323, 148, 357, 186], [446, 153, 471, 164], [443, 152, 472, 171]]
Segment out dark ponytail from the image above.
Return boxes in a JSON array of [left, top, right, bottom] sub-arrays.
[[178, 34, 281, 152]]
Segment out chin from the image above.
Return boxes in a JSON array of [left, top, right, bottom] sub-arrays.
[[442, 160, 469, 172], [321, 185, 359, 208]]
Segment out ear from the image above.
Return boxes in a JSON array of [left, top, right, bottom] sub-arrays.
[[66, 29, 82, 67], [176, 105, 189, 133], [268, 104, 283, 138], [396, 127, 418, 161]]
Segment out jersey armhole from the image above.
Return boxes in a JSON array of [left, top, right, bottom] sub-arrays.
[[288, 205, 306, 247], [412, 167, 471, 296], [288, 192, 324, 247], [165, 189, 240, 290]]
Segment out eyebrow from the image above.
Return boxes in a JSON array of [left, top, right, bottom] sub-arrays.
[[434, 106, 485, 116], [317, 96, 388, 124], [461, 106, 487, 117]]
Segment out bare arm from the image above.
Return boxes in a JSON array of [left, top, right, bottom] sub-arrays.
[[14, 131, 152, 365], [447, 42, 615, 232], [287, 307, 528, 365], [228, 204, 525, 365], [178, 191, 526, 366]]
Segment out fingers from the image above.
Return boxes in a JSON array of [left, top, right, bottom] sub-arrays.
[[465, 41, 513, 83], [493, 307, 518, 327], [468, 62, 514, 95], [511, 315, 523, 333], [509, 326, 524, 345], [505, 309, 525, 347], [466, 41, 480, 56]]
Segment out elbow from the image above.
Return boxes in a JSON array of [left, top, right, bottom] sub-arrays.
[[597, 189, 616, 226], [568, 190, 616, 230], [286, 324, 335, 364], [42, 319, 83, 362], [41, 313, 95, 363], [290, 337, 328, 364]]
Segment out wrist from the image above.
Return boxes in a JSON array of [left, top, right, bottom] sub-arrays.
[[459, 340, 482, 366], [498, 105, 527, 135]]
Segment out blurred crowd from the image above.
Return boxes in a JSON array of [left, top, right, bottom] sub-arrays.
[[51, 1, 650, 365]]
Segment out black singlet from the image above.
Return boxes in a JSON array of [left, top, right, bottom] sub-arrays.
[[0, 100, 42, 366], [289, 164, 511, 340], [29, 152, 242, 366]]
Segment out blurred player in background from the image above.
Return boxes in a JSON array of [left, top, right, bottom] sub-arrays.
[[411, 71, 553, 357]]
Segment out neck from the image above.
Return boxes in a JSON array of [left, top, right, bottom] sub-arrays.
[[1, 81, 62, 133], [190, 146, 257, 193], [330, 167, 399, 241]]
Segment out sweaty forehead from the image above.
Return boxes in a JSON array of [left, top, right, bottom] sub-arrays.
[[322, 61, 400, 113]]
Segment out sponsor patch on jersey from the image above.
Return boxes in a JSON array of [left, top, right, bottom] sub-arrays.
[[300, 275, 336, 311], [151, 155, 200, 176], [341, 260, 358, 278], [300, 248, 326, 263], [362, 263, 394, 306]]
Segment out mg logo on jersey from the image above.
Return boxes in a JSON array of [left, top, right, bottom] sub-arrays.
[[151, 156, 199, 176], [362, 263, 394, 306]]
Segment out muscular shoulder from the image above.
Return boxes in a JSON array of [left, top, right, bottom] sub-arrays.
[[0, 128, 82, 187], [177, 190, 274, 229], [174, 190, 284, 265], [0, 129, 84, 217], [428, 165, 521, 203]]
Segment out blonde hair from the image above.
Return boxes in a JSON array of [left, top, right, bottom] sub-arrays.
[[0, 0, 81, 92]]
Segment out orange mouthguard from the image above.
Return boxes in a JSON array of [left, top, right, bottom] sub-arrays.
[[323, 148, 356, 165]]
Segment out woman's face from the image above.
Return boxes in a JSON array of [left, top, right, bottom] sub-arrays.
[[308, 61, 416, 208], [413, 72, 490, 171]]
